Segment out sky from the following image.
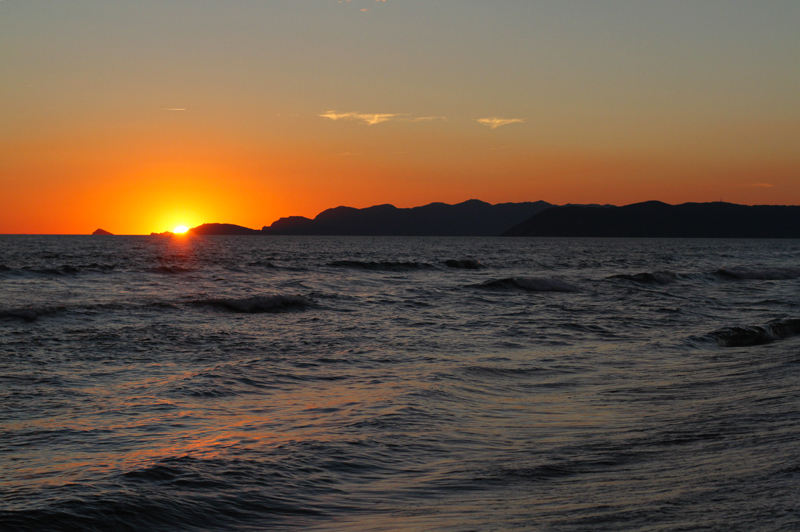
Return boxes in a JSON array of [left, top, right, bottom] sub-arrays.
[[1, 0, 799, 234]]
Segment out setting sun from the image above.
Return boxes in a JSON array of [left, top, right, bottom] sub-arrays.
[[173, 225, 189, 234]]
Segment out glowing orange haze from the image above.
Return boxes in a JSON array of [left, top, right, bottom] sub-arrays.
[[1, 126, 798, 235], [3, 1, 799, 235]]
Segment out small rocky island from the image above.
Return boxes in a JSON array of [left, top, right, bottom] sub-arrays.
[[92, 228, 113, 235]]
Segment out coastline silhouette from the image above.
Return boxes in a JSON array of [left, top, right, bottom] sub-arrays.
[[140, 200, 800, 238]]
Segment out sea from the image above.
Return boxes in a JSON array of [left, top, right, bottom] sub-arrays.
[[1, 235, 799, 531]]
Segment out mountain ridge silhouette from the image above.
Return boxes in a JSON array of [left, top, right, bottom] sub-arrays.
[[503, 201, 800, 238], [261, 199, 552, 236], [170, 200, 800, 238]]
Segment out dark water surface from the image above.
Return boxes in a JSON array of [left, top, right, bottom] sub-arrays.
[[1, 235, 799, 531]]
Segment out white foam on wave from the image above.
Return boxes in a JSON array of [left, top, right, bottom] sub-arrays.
[[706, 318, 800, 347]]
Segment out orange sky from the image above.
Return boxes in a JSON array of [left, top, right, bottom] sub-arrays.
[[2, 1, 799, 234]]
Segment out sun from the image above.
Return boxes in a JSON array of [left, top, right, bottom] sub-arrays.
[[173, 225, 189, 234]]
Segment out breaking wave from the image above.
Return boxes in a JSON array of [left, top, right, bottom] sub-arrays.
[[443, 259, 482, 269], [78, 263, 116, 272], [328, 260, 437, 271], [190, 295, 312, 313], [610, 271, 677, 284], [0, 305, 66, 321], [148, 266, 193, 274], [703, 318, 800, 347], [472, 277, 579, 292], [716, 267, 800, 280], [0, 264, 115, 277]]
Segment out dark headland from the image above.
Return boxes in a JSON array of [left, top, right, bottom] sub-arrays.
[[262, 199, 551, 236], [152, 200, 800, 238], [190, 223, 262, 236], [503, 201, 800, 238], [92, 228, 113, 235]]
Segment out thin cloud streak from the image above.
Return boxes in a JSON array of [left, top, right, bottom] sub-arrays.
[[407, 116, 447, 122], [320, 111, 399, 125], [320, 111, 446, 125], [477, 117, 525, 129]]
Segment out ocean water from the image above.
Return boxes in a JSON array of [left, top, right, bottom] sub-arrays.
[[1, 235, 799, 531]]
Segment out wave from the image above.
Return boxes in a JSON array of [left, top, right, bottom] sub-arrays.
[[0, 305, 65, 321], [191, 295, 312, 313], [0, 296, 310, 322], [40, 265, 79, 275], [480, 452, 637, 484], [0, 456, 318, 532], [247, 261, 309, 272], [0, 264, 115, 277], [443, 259, 482, 269], [79, 263, 116, 272], [716, 267, 800, 280], [462, 365, 563, 378], [328, 260, 437, 271], [609, 271, 677, 284], [472, 277, 579, 292], [148, 266, 193, 274], [704, 318, 800, 347]]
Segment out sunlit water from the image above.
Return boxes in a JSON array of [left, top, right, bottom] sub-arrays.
[[1, 235, 799, 531]]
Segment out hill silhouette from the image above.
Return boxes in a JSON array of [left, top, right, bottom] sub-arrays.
[[189, 223, 262, 236], [92, 228, 113, 235], [503, 201, 800, 238], [262, 199, 552, 236]]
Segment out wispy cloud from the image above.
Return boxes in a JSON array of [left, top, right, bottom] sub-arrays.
[[321, 111, 447, 125], [743, 183, 774, 188], [320, 111, 357, 121], [320, 111, 400, 125], [477, 117, 525, 129], [408, 116, 447, 122], [162, 108, 186, 111]]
